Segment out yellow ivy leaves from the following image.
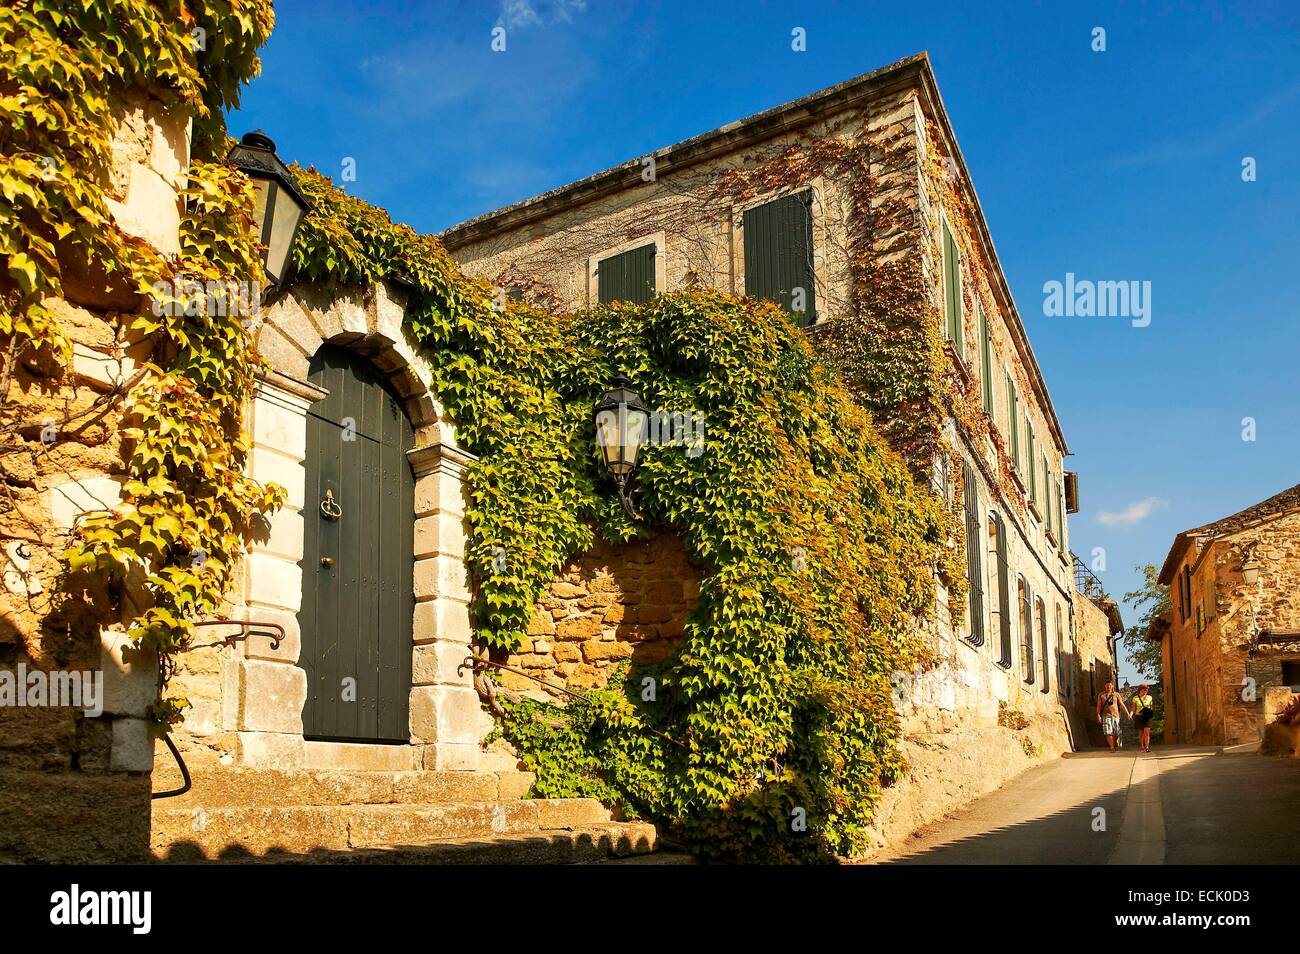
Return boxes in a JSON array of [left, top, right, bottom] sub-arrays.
[[1, 3, 277, 728]]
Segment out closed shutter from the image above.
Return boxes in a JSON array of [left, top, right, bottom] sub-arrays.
[[1007, 375, 1019, 470], [743, 191, 816, 327], [995, 512, 1013, 667], [943, 220, 964, 357], [980, 307, 993, 414], [1038, 601, 1050, 691], [1055, 482, 1064, 548], [598, 243, 656, 304], [1043, 458, 1051, 532], [1020, 578, 1035, 683], [1027, 423, 1037, 504], [963, 464, 985, 646]]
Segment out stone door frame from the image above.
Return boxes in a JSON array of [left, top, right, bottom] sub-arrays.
[[215, 281, 491, 771]]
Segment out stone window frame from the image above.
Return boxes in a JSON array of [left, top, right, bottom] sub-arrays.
[[1017, 574, 1035, 685], [939, 207, 966, 363], [585, 231, 667, 307]]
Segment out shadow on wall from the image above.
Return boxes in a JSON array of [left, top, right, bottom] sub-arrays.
[[0, 602, 157, 862]]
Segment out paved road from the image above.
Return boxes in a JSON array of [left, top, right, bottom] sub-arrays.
[[875, 746, 1300, 864]]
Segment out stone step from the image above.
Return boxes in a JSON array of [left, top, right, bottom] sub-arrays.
[[151, 766, 536, 807], [151, 797, 619, 860], [154, 822, 660, 864]]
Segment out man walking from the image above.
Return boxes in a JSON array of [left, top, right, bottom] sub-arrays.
[[1095, 680, 1130, 752]]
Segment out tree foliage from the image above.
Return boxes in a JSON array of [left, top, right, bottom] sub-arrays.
[[1121, 563, 1168, 682]]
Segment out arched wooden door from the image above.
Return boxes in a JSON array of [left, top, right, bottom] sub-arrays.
[[299, 345, 414, 742]]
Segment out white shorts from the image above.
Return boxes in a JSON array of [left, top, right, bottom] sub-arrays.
[[1102, 715, 1121, 736]]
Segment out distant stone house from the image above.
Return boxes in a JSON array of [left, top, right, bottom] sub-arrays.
[[439, 51, 1110, 843], [1149, 483, 1300, 746]]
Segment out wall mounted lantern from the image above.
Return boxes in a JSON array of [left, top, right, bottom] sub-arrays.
[[593, 374, 649, 520], [226, 130, 312, 285], [1241, 555, 1261, 585]]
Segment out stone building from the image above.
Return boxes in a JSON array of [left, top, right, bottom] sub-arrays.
[[1, 82, 649, 863], [0, 91, 191, 864], [3, 50, 1114, 862], [440, 52, 1105, 847], [1072, 557, 1124, 745], [1149, 483, 1300, 746]]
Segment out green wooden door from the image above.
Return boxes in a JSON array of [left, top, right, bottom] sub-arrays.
[[300, 345, 414, 742]]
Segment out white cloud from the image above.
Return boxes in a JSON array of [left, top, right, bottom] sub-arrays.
[[1097, 497, 1168, 528], [498, 0, 587, 29]]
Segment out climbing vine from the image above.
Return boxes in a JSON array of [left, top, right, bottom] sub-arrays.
[[7, 0, 994, 860], [285, 163, 958, 859], [1, 1, 279, 727]]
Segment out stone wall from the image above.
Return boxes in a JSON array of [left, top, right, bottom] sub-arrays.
[[444, 63, 1090, 854], [0, 93, 190, 862], [502, 534, 698, 700], [1072, 594, 1119, 746], [1162, 510, 1300, 745]]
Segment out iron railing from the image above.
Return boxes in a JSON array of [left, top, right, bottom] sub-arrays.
[[1072, 552, 1107, 602]]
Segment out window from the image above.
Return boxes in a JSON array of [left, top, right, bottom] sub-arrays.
[[1037, 598, 1050, 692], [743, 190, 816, 327], [989, 512, 1012, 668], [963, 465, 984, 647], [1056, 483, 1065, 551], [1007, 373, 1020, 471], [597, 243, 656, 304], [1043, 458, 1052, 535], [1055, 604, 1069, 696], [1018, 576, 1034, 683], [1281, 661, 1300, 689], [942, 218, 964, 358], [1203, 572, 1215, 626], [1180, 565, 1192, 622], [979, 307, 994, 415], [1027, 422, 1037, 506], [932, 451, 953, 504]]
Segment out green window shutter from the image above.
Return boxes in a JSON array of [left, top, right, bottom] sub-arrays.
[[979, 307, 993, 414], [963, 464, 985, 647], [943, 220, 963, 357], [1058, 487, 1066, 550], [1028, 424, 1037, 503], [598, 243, 656, 304], [1043, 458, 1051, 531], [995, 511, 1013, 668], [743, 191, 816, 327], [1007, 374, 1019, 470]]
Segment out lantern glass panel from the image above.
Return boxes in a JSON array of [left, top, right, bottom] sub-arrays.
[[595, 407, 648, 475]]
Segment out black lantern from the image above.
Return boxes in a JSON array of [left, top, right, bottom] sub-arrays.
[[594, 374, 649, 519], [227, 130, 311, 285]]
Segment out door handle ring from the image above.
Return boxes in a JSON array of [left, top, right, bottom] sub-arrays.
[[320, 488, 343, 521]]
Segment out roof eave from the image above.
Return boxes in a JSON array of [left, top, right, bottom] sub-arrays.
[[437, 51, 1070, 454], [436, 52, 932, 247]]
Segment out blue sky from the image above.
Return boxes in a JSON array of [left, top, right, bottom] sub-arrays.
[[230, 0, 1300, 679]]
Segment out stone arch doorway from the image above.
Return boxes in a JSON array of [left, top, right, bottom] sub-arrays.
[[299, 344, 415, 741]]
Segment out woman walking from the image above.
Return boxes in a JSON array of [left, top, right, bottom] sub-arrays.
[[1132, 684, 1155, 752]]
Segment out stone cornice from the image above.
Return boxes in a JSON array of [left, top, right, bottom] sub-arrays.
[[254, 367, 328, 406], [408, 442, 478, 478]]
